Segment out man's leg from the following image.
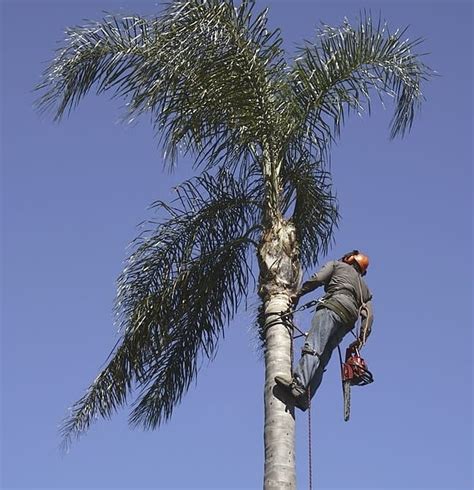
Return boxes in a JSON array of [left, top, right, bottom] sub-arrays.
[[307, 310, 355, 398], [293, 308, 340, 389], [275, 308, 350, 410], [307, 327, 343, 398]]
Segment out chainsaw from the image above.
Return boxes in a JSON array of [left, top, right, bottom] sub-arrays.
[[341, 344, 374, 421]]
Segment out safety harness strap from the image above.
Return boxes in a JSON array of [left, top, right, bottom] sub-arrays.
[[357, 275, 372, 347], [302, 346, 320, 358]]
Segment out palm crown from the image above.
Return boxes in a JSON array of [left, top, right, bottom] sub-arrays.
[[36, 0, 431, 448]]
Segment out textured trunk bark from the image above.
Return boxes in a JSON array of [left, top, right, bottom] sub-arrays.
[[259, 218, 301, 490], [263, 293, 295, 489]]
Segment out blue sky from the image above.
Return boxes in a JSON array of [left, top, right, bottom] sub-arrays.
[[1, 1, 472, 489]]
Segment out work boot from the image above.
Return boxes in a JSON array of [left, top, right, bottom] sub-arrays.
[[274, 375, 309, 411]]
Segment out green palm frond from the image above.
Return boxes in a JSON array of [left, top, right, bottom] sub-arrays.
[[281, 149, 339, 268], [290, 12, 433, 150], [36, 0, 287, 172], [36, 14, 156, 119], [60, 170, 262, 446]]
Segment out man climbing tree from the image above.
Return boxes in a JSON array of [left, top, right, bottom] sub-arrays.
[[275, 250, 373, 410]]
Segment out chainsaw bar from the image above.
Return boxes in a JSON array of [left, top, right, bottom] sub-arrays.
[[343, 380, 351, 421]]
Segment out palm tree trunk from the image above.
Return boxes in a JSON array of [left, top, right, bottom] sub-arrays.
[[258, 218, 301, 489], [262, 293, 296, 489]]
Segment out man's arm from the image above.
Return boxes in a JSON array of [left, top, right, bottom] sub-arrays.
[[293, 261, 335, 303]]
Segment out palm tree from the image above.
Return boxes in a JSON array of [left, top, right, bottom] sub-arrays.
[[36, 1, 431, 487]]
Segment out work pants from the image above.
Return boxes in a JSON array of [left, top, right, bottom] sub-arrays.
[[294, 307, 353, 399]]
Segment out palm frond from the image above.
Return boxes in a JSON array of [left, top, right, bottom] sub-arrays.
[[146, 0, 287, 163], [60, 169, 262, 446], [290, 12, 433, 148], [36, 0, 288, 172], [281, 148, 339, 268], [35, 14, 158, 120]]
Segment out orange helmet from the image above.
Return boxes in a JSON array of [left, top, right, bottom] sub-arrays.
[[342, 250, 370, 275]]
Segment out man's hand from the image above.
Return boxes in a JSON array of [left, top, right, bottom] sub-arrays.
[[289, 291, 300, 306]]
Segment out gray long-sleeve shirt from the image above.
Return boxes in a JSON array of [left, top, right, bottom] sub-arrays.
[[299, 260, 374, 336]]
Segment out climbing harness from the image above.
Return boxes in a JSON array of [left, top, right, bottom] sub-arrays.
[[263, 298, 319, 339]]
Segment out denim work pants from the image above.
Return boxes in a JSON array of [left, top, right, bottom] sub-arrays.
[[294, 307, 353, 399]]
